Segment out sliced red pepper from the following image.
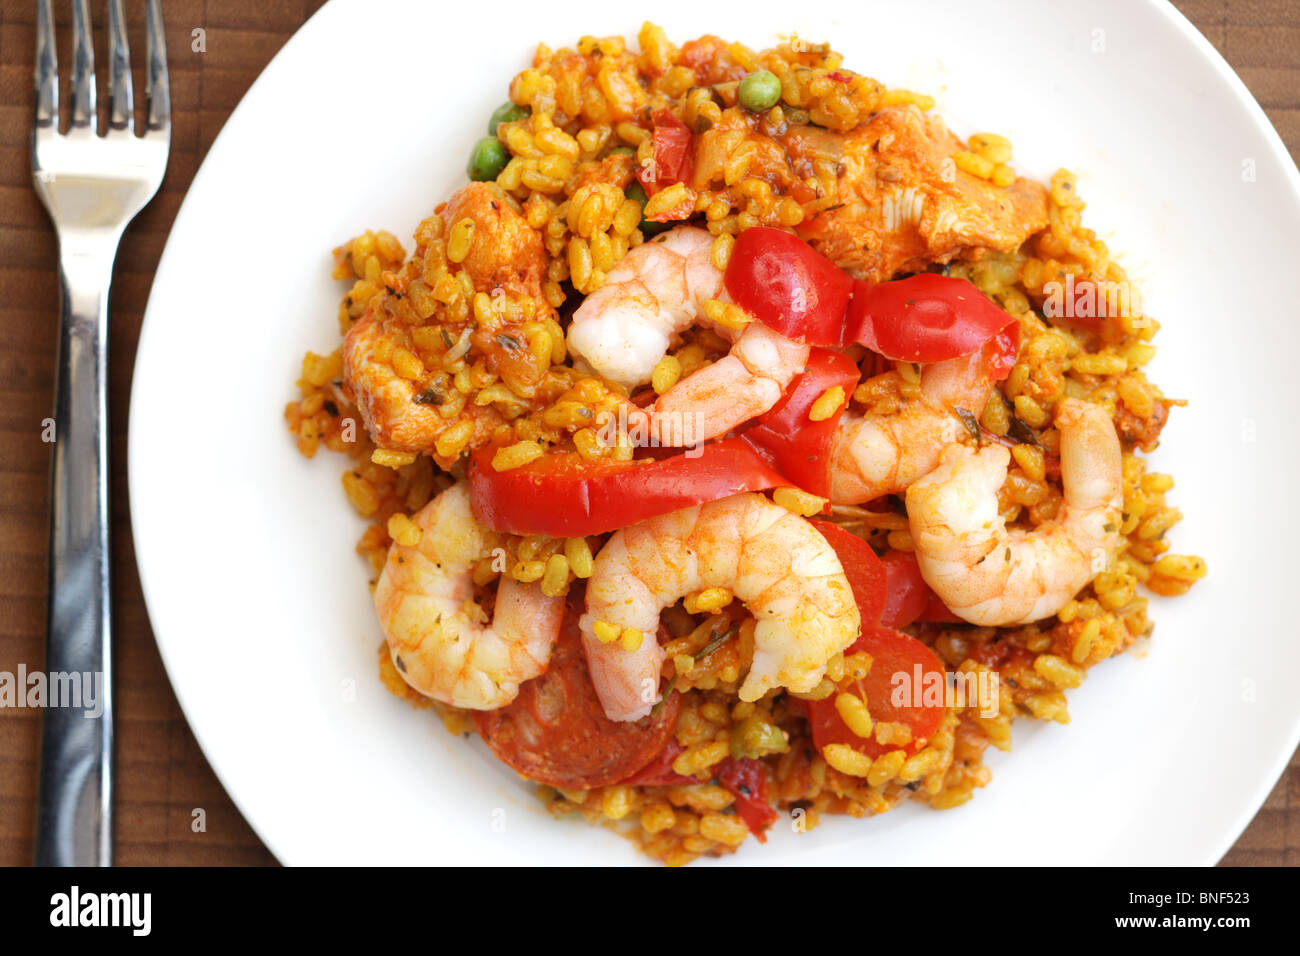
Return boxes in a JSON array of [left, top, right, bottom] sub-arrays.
[[723, 227, 854, 345], [741, 347, 859, 497], [878, 549, 929, 629], [805, 624, 948, 759], [846, 273, 1019, 372], [715, 756, 779, 842], [807, 520, 887, 626], [637, 108, 693, 207], [468, 436, 788, 537], [878, 549, 961, 628]]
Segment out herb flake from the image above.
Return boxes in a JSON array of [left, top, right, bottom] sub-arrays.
[[696, 622, 740, 659], [954, 406, 982, 443]]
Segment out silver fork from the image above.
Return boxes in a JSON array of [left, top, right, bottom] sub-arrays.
[[32, 0, 169, 867]]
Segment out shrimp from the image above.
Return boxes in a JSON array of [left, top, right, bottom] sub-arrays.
[[905, 397, 1123, 626], [579, 493, 860, 721], [828, 350, 993, 504], [374, 481, 565, 709], [567, 226, 810, 446]]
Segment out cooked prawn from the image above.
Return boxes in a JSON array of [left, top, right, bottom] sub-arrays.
[[567, 226, 809, 446], [905, 397, 1123, 625], [828, 350, 992, 504], [374, 481, 565, 709], [579, 492, 860, 721]]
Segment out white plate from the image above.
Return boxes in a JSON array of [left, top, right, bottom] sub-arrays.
[[130, 0, 1300, 865]]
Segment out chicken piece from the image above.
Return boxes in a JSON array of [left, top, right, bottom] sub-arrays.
[[343, 310, 505, 455], [438, 182, 549, 296], [783, 106, 1049, 281], [343, 182, 550, 455]]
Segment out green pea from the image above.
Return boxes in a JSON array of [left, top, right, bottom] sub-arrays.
[[738, 69, 782, 113], [625, 181, 668, 237], [607, 145, 637, 157], [488, 101, 529, 135], [467, 137, 509, 182]]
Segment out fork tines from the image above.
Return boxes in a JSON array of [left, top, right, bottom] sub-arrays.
[[34, 0, 170, 139]]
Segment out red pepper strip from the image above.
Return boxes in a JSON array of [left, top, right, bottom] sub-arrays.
[[715, 757, 779, 842], [723, 227, 854, 345], [741, 347, 860, 497], [879, 549, 961, 628], [847, 273, 1020, 374], [637, 109, 693, 212], [468, 436, 788, 537]]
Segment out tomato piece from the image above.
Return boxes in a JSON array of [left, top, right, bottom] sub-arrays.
[[741, 348, 859, 497], [982, 322, 1020, 381], [715, 756, 779, 842], [847, 273, 1019, 367], [637, 108, 694, 215], [807, 519, 887, 626], [724, 227, 854, 345], [475, 604, 681, 790], [806, 624, 947, 759], [468, 436, 788, 537]]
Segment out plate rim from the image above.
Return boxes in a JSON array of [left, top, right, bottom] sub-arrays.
[[127, 0, 1300, 866]]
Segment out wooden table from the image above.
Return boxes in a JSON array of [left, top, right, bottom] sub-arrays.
[[0, 0, 1295, 866]]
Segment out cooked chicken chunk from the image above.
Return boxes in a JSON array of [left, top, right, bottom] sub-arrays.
[[438, 182, 549, 297], [343, 182, 552, 455], [783, 106, 1049, 281]]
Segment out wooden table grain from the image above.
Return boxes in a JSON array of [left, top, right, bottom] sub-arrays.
[[0, 0, 1294, 867]]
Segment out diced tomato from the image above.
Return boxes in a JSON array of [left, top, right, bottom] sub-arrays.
[[846, 273, 1019, 369], [982, 323, 1020, 381], [475, 603, 681, 789], [878, 549, 961, 627], [807, 519, 887, 627], [805, 624, 948, 759], [723, 227, 854, 346], [715, 756, 779, 841], [741, 348, 859, 497], [621, 750, 780, 840], [637, 108, 694, 209], [468, 436, 788, 537]]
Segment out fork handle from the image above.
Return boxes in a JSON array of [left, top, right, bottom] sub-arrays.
[[35, 244, 116, 867]]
